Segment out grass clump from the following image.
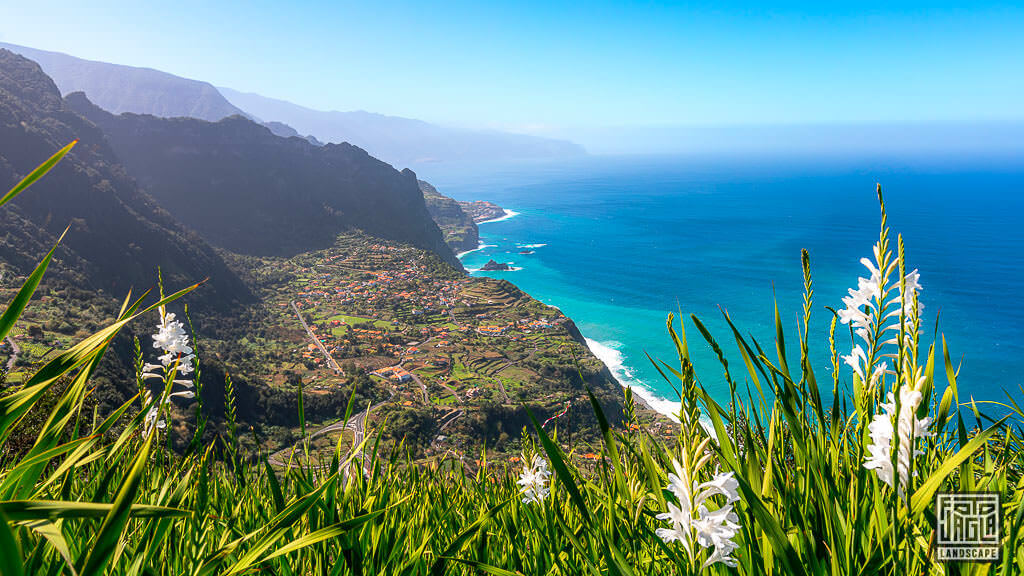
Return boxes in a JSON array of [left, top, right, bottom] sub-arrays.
[[2, 145, 1023, 574]]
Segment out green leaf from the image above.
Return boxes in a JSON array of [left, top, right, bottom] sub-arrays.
[[0, 501, 186, 522], [0, 510, 24, 576], [586, 387, 625, 490], [527, 408, 589, 523], [23, 520, 76, 576], [213, 475, 336, 576], [910, 417, 1008, 516], [774, 297, 792, 381], [262, 457, 285, 513], [735, 475, 806, 575], [262, 512, 384, 562], [76, 428, 158, 575], [0, 141, 76, 207], [440, 558, 526, 576], [0, 226, 68, 344], [428, 499, 510, 576]]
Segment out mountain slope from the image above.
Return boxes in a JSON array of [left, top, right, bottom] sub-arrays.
[[0, 49, 252, 308], [66, 93, 462, 269], [0, 42, 245, 121], [219, 87, 586, 166]]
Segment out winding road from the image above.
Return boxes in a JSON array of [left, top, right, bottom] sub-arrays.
[[267, 390, 394, 470], [3, 337, 18, 372], [291, 301, 344, 377]]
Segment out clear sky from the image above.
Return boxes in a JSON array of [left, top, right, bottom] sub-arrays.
[[1, 1, 1022, 139]]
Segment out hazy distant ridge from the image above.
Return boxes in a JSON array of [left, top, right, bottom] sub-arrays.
[[0, 42, 586, 166], [219, 87, 586, 166], [0, 42, 246, 121]]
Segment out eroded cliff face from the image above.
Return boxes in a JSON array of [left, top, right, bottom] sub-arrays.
[[418, 180, 480, 253]]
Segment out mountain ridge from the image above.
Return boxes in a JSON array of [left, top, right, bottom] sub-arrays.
[[0, 48, 252, 310], [0, 42, 246, 121], [65, 92, 463, 269], [218, 86, 587, 166]]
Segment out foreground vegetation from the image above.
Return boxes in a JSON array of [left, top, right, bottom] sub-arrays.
[[2, 146, 1023, 574]]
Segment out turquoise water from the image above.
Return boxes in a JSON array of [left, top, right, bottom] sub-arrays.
[[420, 154, 1024, 417]]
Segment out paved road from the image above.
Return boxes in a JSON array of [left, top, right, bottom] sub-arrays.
[[438, 380, 462, 403], [267, 390, 393, 469], [408, 371, 429, 404], [291, 301, 344, 377], [3, 336, 18, 372], [438, 409, 463, 432]]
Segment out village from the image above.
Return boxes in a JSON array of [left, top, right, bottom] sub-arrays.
[[248, 234, 656, 463], [0, 230, 676, 465]]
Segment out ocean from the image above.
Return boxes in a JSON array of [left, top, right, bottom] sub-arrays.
[[419, 154, 1024, 419]]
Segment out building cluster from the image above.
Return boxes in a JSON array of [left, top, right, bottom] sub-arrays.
[[372, 365, 413, 382]]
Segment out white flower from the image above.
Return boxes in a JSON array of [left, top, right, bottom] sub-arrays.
[[517, 455, 551, 504], [694, 471, 740, 505], [667, 458, 694, 505], [139, 309, 198, 436], [655, 501, 692, 553], [863, 384, 933, 499], [657, 457, 742, 568], [151, 311, 195, 375], [142, 390, 166, 436], [839, 244, 923, 386], [842, 345, 868, 381], [692, 504, 741, 568]]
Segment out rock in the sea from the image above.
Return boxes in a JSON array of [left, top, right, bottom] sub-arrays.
[[480, 259, 512, 271]]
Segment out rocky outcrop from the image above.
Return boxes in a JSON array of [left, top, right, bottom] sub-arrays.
[[480, 260, 512, 271], [419, 180, 479, 253]]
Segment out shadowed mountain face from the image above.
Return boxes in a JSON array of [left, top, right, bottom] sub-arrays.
[[218, 87, 587, 166], [0, 42, 245, 121], [0, 49, 252, 308], [66, 93, 462, 269]]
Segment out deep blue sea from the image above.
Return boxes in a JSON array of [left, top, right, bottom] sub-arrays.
[[418, 154, 1024, 418]]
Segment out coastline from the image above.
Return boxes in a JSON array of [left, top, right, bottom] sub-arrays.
[[475, 209, 520, 225], [457, 206, 682, 422], [455, 242, 496, 259], [584, 338, 681, 422]]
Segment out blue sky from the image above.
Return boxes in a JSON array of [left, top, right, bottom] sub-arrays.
[[1, 1, 1022, 140]]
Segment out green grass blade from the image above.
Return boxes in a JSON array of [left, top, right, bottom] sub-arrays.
[[910, 416, 1008, 515], [0, 141, 76, 207], [0, 501, 186, 522], [0, 510, 24, 576], [527, 408, 589, 523], [261, 511, 385, 562], [0, 226, 69, 344], [76, 428, 157, 575], [429, 499, 510, 576]]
